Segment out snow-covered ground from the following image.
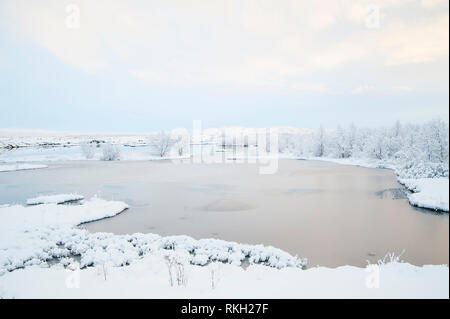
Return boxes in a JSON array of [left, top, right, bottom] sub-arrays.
[[0, 195, 447, 298], [0, 163, 48, 172], [0, 145, 195, 163], [26, 194, 85, 205], [0, 255, 447, 299], [0, 130, 151, 149], [0, 127, 310, 149], [300, 156, 396, 170], [399, 178, 449, 212]]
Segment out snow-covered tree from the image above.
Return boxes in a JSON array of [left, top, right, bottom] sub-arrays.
[[171, 133, 190, 157], [422, 118, 449, 163], [332, 125, 352, 158], [197, 118, 448, 178], [153, 131, 172, 157], [314, 125, 326, 157]]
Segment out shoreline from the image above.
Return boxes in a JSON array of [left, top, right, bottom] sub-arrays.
[[0, 196, 447, 299]]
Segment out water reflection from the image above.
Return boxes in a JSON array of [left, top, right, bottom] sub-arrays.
[[0, 159, 448, 268]]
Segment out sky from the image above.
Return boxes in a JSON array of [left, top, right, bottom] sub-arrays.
[[0, 0, 448, 133]]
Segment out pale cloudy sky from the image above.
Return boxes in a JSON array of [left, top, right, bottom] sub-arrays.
[[0, 0, 448, 132]]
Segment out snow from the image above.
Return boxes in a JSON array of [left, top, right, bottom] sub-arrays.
[[0, 149, 191, 163], [0, 257, 447, 299], [0, 196, 306, 275], [26, 194, 85, 205], [0, 130, 151, 149], [0, 198, 129, 273], [0, 120, 448, 297], [0, 163, 48, 172], [300, 156, 396, 170], [0, 129, 448, 212], [1, 120, 448, 179], [399, 178, 449, 212], [0, 195, 447, 298]]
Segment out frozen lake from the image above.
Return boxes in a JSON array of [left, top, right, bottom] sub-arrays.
[[0, 159, 448, 267]]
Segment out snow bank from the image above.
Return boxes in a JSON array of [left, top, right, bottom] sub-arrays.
[[0, 257, 447, 299], [0, 198, 128, 273], [1, 197, 128, 231], [399, 178, 449, 212], [300, 156, 396, 170], [26, 194, 85, 205], [0, 163, 48, 172], [0, 196, 306, 274]]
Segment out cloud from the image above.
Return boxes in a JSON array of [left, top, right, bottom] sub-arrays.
[[1, 1, 107, 72], [421, 0, 448, 8], [391, 85, 413, 93], [1, 0, 448, 93], [303, 2, 338, 29], [311, 41, 368, 70], [131, 71, 171, 84], [352, 84, 376, 95], [380, 15, 449, 65]]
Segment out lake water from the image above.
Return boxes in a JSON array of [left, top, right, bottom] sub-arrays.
[[0, 159, 448, 267]]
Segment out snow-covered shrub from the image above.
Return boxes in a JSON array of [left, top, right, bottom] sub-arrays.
[[397, 161, 449, 179], [101, 143, 121, 161], [377, 250, 405, 265], [80, 142, 96, 159]]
